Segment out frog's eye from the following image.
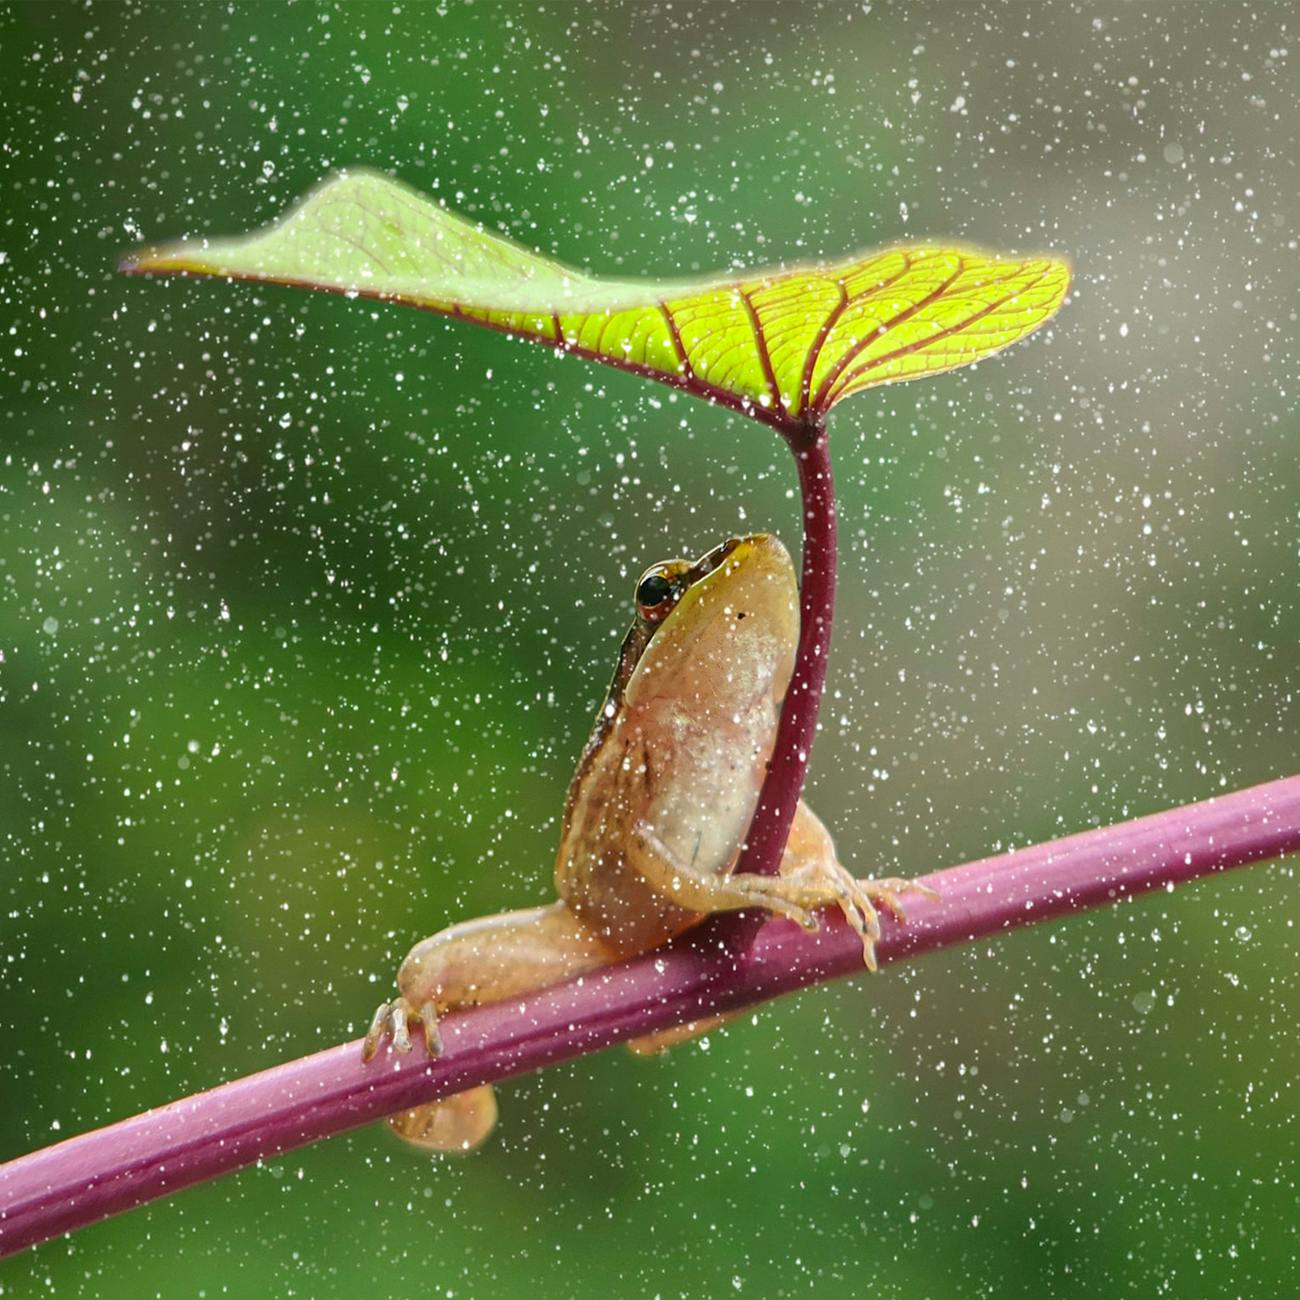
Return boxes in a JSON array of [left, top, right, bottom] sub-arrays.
[[635, 570, 678, 623]]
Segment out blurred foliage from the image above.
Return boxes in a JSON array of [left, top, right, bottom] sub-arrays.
[[1, 3, 1297, 1297]]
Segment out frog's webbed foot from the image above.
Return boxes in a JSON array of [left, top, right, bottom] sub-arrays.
[[362, 995, 443, 1063]]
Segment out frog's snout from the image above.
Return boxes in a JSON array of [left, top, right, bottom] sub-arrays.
[[694, 532, 790, 583]]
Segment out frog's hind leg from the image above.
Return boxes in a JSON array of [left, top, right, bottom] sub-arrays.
[[625, 804, 937, 1057], [365, 901, 618, 1152]]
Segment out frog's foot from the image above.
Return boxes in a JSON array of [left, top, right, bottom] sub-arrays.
[[361, 995, 443, 1063], [387, 1086, 499, 1154], [859, 875, 941, 923], [785, 860, 939, 971]]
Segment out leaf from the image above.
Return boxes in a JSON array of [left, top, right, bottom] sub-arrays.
[[120, 170, 1070, 432]]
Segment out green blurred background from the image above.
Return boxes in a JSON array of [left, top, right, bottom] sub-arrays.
[[2, 2, 1297, 1295]]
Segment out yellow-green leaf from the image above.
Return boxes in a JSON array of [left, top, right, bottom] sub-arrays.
[[120, 170, 1069, 431]]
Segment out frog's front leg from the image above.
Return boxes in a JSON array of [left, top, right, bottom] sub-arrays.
[[627, 802, 937, 973], [364, 900, 617, 1152], [625, 823, 825, 931], [624, 802, 936, 1055]]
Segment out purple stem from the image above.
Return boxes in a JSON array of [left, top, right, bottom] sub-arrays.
[[4, 772, 1298, 1259], [734, 420, 836, 885]]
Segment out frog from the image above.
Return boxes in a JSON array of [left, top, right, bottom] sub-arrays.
[[363, 533, 933, 1151]]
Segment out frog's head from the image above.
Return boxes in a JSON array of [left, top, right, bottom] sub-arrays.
[[619, 533, 799, 712]]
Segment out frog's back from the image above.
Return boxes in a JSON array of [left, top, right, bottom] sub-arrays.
[[555, 535, 798, 956]]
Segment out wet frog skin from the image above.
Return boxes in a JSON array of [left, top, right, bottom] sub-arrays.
[[364, 534, 930, 1151]]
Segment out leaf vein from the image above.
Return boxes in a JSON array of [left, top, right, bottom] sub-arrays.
[[829, 266, 1055, 404], [738, 287, 783, 413], [811, 255, 966, 414]]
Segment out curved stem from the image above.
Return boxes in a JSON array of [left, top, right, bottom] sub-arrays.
[[736, 420, 837, 882], [3, 771, 1298, 1260]]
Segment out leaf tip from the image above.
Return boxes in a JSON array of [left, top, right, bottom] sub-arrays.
[[116, 247, 148, 276], [117, 242, 196, 279]]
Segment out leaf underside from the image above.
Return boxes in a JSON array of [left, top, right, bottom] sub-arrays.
[[120, 170, 1070, 431]]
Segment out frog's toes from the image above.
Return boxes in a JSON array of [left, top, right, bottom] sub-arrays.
[[816, 869, 939, 972], [837, 875, 940, 970], [362, 995, 443, 1063], [362, 997, 409, 1062], [835, 878, 883, 972], [857, 876, 940, 924]]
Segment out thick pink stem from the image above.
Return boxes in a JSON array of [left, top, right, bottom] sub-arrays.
[[735, 421, 836, 882], [3, 772, 1297, 1259]]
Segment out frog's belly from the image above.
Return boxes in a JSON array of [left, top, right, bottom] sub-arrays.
[[556, 714, 767, 955], [648, 734, 760, 873]]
